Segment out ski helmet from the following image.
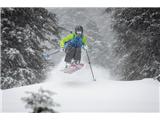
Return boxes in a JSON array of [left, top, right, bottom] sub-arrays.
[[75, 25, 83, 34]]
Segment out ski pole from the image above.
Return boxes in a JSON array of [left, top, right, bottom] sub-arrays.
[[47, 49, 60, 56], [85, 49, 96, 81], [43, 49, 60, 60]]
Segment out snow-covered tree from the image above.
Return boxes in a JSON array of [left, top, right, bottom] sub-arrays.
[[1, 8, 60, 89], [111, 8, 160, 80], [21, 88, 60, 113]]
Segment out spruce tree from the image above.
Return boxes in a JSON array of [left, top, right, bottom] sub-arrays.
[[1, 8, 60, 89], [112, 8, 160, 80], [21, 88, 60, 113]]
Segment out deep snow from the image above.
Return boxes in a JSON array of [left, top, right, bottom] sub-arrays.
[[0, 90, 2, 112], [2, 56, 159, 112]]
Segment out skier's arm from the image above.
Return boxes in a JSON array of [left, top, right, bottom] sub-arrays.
[[60, 34, 73, 48], [82, 36, 87, 46]]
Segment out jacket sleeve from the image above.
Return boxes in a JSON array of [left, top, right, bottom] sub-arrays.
[[59, 34, 74, 48], [82, 36, 87, 46]]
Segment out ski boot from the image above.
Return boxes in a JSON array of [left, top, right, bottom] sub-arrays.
[[65, 62, 71, 68]]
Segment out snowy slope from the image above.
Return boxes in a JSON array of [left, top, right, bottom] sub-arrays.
[[0, 90, 2, 112], [2, 58, 159, 112]]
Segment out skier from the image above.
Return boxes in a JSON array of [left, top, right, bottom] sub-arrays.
[[60, 25, 88, 68]]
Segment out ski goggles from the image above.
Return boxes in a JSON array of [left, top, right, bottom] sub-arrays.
[[76, 31, 82, 34]]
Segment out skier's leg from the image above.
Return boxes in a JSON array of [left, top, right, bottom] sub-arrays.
[[74, 47, 81, 64], [64, 46, 76, 66]]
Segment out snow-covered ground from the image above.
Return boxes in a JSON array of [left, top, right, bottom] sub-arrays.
[[0, 90, 2, 112], [2, 57, 159, 112]]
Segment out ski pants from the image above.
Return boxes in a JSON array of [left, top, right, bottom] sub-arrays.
[[64, 45, 81, 63]]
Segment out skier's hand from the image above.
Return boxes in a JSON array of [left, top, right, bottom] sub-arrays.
[[43, 53, 49, 60], [83, 45, 88, 50]]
